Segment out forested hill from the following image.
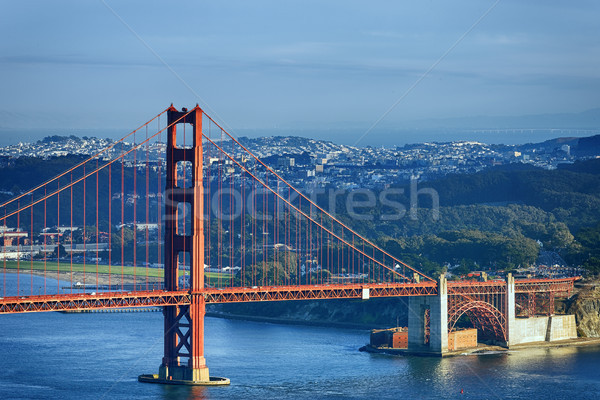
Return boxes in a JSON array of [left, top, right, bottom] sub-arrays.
[[306, 157, 600, 275], [1, 154, 599, 274], [0, 155, 87, 197], [361, 158, 600, 275], [414, 158, 600, 232]]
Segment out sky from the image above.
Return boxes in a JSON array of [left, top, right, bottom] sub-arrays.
[[1, 0, 600, 146]]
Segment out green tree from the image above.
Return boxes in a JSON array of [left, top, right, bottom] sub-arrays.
[[53, 244, 66, 258]]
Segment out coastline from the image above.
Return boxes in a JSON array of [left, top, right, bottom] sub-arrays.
[[205, 310, 375, 330], [360, 337, 600, 357], [2, 270, 162, 288]]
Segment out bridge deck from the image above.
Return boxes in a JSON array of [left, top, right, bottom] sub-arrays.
[[0, 278, 577, 314]]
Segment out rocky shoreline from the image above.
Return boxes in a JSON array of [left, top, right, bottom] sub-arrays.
[[359, 337, 600, 357], [565, 279, 600, 337]]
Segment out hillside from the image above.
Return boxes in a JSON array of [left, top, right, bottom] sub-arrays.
[[1, 139, 599, 329]]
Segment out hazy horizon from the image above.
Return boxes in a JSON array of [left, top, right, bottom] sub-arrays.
[[0, 124, 597, 149], [1, 106, 599, 148], [2, 1, 600, 148]]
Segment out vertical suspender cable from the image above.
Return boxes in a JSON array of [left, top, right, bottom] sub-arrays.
[[157, 116, 161, 290], [229, 138, 234, 288], [296, 196, 299, 285], [217, 127, 222, 288], [57, 177, 60, 293], [352, 235, 355, 282], [145, 126, 150, 290], [96, 160, 99, 291], [263, 173, 267, 286], [108, 163, 112, 290], [287, 187, 291, 286], [43, 190, 47, 293], [309, 199, 312, 284], [241, 167, 245, 287], [306, 200, 309, 285], [70, 172, 73, 293], [133, 131, 137, 290], [83, 164, 86, 289], [157, 152, 162, 290], [17, 200, 20, 295], [275, 180, 279, 285], [2, 208, 5, 297], [319, 212, 323, 284], [207, 122, 212, 285], [30, 193, 34, 294], [253, 163, 256, 286], [121, 145, 125, 290]]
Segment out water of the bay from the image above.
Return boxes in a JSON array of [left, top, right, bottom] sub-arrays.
[[1, 275, 599, 400]]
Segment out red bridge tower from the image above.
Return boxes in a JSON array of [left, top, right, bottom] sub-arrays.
[[139, 105, 229, 385]]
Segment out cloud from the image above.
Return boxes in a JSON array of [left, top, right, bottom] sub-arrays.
[[0, 54, 156, 68], [261, 41, 338, 57], [472, 33, 530, 46], [0, 0, 599, 135]]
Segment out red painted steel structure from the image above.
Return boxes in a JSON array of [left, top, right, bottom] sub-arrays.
[[203, 282, 438, 303], [159, 105, 209, 381], [448, 294, 507, 341], [445, 277, 578, 341], [0, 105, 581, 381], [0, 278, 576, 315], [0, 291, 189, 314], [0, 105, 578, 306]]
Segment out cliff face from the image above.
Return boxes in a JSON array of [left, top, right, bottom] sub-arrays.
[[567, 282, 600, 337]]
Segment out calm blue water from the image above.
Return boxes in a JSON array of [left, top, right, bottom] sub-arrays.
[[1, 277, 600, 399], [2, 273, 68, 297], [1, 313, 600, 400]]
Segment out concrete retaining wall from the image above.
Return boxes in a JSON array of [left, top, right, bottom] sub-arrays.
[[547, 315, 577, 341], [510, 315, 577, 345], [511, 316, 549, 345]]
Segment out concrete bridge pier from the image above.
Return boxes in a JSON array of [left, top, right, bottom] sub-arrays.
[[503, 273, 577, 346], [408, 275, 448, 355], [506, 273, 516, 346]]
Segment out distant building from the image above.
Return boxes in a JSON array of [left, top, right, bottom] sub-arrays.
[[370, 327, 408, 349], [0, 228, 28, 246], [277, 157, 295, 167], [370, 327, 477, 351], [447, 329, 478, 351]]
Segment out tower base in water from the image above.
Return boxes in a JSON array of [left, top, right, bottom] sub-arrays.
[[138, 365, 230, 386]]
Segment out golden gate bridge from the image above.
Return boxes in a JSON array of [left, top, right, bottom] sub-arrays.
[[0, 105, 577, 385]]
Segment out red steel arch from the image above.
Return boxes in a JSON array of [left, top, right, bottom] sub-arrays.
[[448, 299, 507, 342]]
